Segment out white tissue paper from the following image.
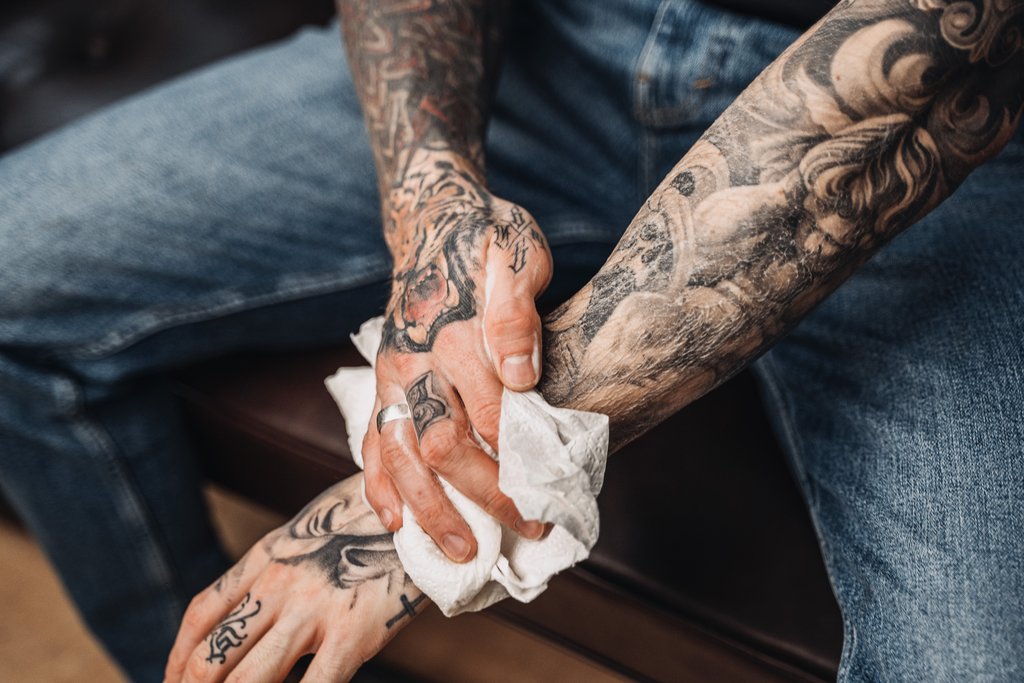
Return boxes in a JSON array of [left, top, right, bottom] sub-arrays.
[[324, 316, 609, 616]]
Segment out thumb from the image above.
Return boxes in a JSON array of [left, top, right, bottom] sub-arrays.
[[483, 258, 543, 391]]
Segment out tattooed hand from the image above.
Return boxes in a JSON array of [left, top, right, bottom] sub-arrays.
[[164, 475, 426, 683], [363, 150, 552, 562], [339, 0, 550, 561]]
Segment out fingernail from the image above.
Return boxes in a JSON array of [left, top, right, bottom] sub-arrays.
[[442, 534, 471, 562], [380, 508, 394, 530], [515, 519, 545, 540], [502, 354, 536, 389]]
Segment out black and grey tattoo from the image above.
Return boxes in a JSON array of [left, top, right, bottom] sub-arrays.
[[206, 593, 262, 665], [539, 0, 1023, 447], [406, 371, 450, 437], [386, 593, 428, 629], [265, 477, 426, 622], [341, 0, 547, 358], [338, 0, 506, 189]]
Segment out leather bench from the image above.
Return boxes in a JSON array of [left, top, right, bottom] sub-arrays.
[[3, 1, 843, 679]]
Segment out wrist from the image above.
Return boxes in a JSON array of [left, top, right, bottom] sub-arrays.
[[382, 148, 491, 263], [389, 147, 487, 202]]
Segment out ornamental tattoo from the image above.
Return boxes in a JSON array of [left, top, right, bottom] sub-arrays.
[[340, 0, 546, 357], [206, 593, 262, 665], [406, 371, 450, 437], [267, 476, 425, 618], [540, 0, 1023, 448], [338, 0, 507, 189]]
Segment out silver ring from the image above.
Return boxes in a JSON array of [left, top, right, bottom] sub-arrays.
[[376, 403, 412, 433]]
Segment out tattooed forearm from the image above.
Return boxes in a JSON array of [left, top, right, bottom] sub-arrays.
[[338, 0, 507, 190], [540, 0, 1023, 448], [339, 2, 545, 355]]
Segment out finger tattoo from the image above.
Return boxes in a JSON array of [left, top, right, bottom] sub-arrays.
[[205, 592, 262, 665], [406, 372, 449, 437]]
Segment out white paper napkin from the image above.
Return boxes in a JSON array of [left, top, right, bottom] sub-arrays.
[[324, 317, 609, 616]]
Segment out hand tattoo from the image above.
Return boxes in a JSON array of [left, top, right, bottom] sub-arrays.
[[341, 0, 543, 357], [206, 593, 262, 665], [406, 371, 450, 437], [378, 158, 547, 354], [386, 593, 428, 629], [267, 478, 424, 614], [540, 0, 1023, 448]]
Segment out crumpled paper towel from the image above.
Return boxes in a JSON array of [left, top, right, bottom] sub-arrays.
[[323, 316, 608, 616]]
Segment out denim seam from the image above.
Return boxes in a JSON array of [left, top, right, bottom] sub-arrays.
[[754, 354, 859, 681], [57, 375, 185, 629], [631, 0, 674, 126], [64, 259, 393, 361], [62, 221, 619, 363]]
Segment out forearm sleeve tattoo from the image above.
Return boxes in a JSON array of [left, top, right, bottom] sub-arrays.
[[338, 0, 507, 190], [539, 0, 1023, 449]]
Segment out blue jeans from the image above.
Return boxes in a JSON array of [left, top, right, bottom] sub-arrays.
[[1, 1, 1021, 680]]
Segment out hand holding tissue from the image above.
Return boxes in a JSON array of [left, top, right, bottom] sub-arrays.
[[324, 317, 609, 616]]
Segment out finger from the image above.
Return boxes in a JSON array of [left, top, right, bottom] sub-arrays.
[[223, 618, 314, 683], [378, 375, 477, 563], [361, 398, 403, 531], [300, 629, 371, 683], [419, 423, 544, 539], [483, 253, 545, 391], [166, 552, 265, 681], [447, 363, 503, 451], [301, 645, 359, 683], [180, 592, 271, 683]]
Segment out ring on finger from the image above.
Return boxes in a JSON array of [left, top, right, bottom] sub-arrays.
[[376, 403, 412, 433]]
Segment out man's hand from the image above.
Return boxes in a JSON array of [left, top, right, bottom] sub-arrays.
[[339, 0, 545, 558], [164, 475, 425, 683], [362, 150, 551, 562]]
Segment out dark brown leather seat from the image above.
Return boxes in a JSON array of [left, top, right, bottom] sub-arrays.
[[3, 1, 842, 679]]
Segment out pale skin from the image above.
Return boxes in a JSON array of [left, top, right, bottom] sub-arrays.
[[166, 0, 1023, 680]]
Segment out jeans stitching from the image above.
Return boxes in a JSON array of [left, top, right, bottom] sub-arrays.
[[754, 353, 859, 680], [59, 375, 185, 631], [64, 260, 393, 360]]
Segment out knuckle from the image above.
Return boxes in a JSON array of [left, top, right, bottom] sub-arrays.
[[182, 603, 207, 632], [471, 400, 501, 438], [378, 438, 409, 472], [487, 301, 538, 341], [419, 430, 460, 471], [482, 487, 517, 521], [185, 651, 212, 682]]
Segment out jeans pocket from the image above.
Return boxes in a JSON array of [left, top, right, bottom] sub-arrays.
[[632, 0, 801, 130]]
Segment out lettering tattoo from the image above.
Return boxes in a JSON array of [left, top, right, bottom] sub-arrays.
[[540, 0, 1023, 448], [406, 371, 450, 436], [206, 593, 261, 665]]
